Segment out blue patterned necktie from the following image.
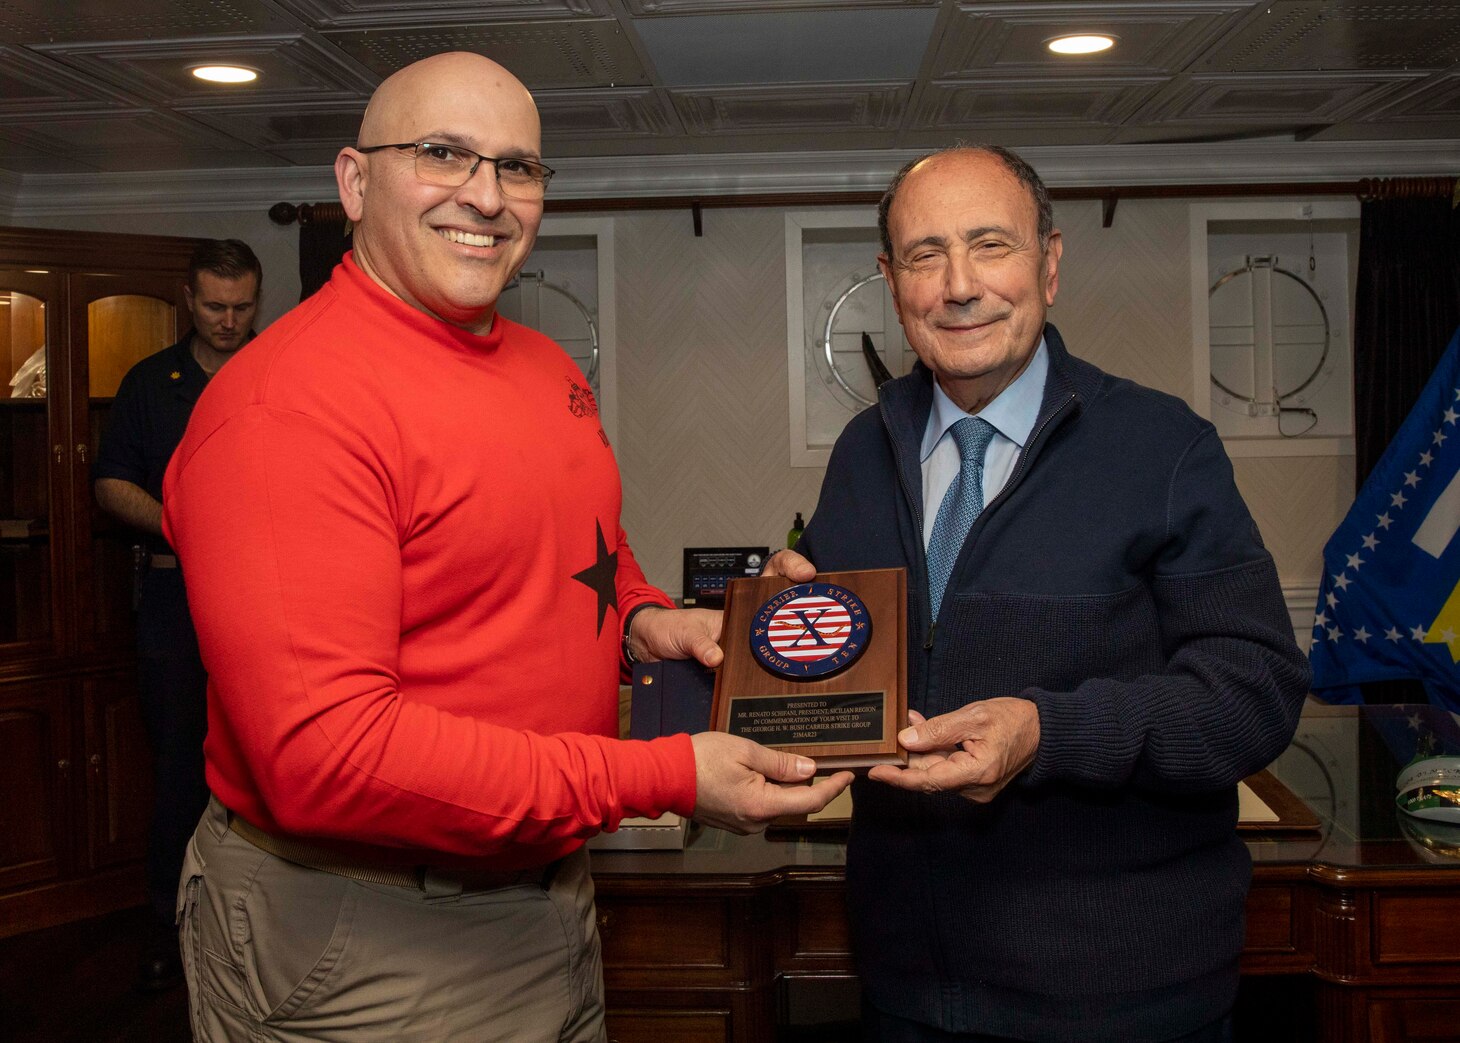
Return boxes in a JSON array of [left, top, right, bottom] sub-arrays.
[[926, 416, 995, 620]]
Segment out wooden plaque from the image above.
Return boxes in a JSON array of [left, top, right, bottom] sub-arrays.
[[711, 568, 908, 770]]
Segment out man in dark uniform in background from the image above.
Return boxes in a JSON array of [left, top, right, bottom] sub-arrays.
[[93, 238, 262, 991]]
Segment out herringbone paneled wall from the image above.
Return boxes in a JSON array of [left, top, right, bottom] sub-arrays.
[[615, 207, 829, 595], [603, 199, 1344, 599], [1053, 200, 1193, 401]]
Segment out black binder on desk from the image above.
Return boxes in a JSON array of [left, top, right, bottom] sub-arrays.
[[630, 659, 715, 739]]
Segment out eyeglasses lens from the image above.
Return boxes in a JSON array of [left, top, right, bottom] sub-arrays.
[[413, 145, 548, 199]]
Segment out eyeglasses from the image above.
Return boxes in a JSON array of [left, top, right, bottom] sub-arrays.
[[356, 142, 555, 199]]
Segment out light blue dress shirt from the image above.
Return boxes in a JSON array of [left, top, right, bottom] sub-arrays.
[[920, 339, 1049, 549]]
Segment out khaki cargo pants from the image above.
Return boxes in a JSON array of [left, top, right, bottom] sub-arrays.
[[178, 797, 606, 1042]]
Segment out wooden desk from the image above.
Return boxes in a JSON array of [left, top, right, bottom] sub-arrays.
[[590, 705, 1460, 1043]]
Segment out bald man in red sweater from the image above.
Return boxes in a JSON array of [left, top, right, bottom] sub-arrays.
[[163, 51, 850, 1043]]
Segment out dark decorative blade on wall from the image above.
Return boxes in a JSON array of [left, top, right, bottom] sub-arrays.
[[862, 331, 894, 388]]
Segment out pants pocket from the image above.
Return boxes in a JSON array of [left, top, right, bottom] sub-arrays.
[[179, 841, 206, 1041], [240, 856, 358, 1024]]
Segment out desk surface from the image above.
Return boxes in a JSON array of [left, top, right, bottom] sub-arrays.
[[1250, 702, 1460, 874], [593, 703, 1460, 881]]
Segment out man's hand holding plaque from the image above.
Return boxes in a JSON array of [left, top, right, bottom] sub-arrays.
[[711, 552, 909, 771], [625, 596, 854, 833], [757, 550, 1040, 801]]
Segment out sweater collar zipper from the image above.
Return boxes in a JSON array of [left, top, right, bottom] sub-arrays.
[[882, 394, 934, 629], [985, 390, 1078, 515]]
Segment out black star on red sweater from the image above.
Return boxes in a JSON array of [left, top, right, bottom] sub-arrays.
[[571, 520, 618, 636]]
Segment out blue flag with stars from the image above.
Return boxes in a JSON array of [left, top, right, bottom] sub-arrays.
[[1309, 326, 1460, 711]]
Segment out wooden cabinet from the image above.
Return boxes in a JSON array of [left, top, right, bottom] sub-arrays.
[[594, 856, 1460, 1043], [80, 670, 152, 871], [0, 227, 196, 937], [598, 885, 775, 1043], [591, 706, 1460, 1043], [0, 679, 70, 895]]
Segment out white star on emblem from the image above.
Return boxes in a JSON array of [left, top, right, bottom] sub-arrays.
[[1326, 592, 1340, 608], [1377, 513, 1393, 530], [1391, 490, 1407, 508], [1409, 712, 1424, 729], [1332, 573, 1352, 591], [1404, 471, 1421, 488], [1444, 628, 1457, 644], [1327, 626, 1342, 641], [1435, 429, 1448, 447], [1346, 553, 1363, 570], [1314, 611, 1329, 628], [1420, 450, 1435, 467], [1447, 407, 1460, 425], [1411, 624, 1428, 641], [1386, 627, 1402, 642], [1362, 533, 1380, 550], [1354, 626, 1371, 643]]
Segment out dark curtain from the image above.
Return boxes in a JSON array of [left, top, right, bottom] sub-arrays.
[[1352, 181, 1460, 704], [1354, 186, 1460, 485], [298, 215, 352, 301]]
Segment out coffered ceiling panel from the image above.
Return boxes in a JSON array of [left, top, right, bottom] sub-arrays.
[[671, 84, 910, 134], [32, 34, 377, 104], [0, 0, 298, 44], [1195, 0, 1460, 73], [900, 122, 1116, 150], [635, 8, 935, 86], [0, 134, 95, 175], [322, 19, 649, 88], [930, 2, 1251, 79], [0, 0, 1452, 179], [273, 0, 609, 28], [1364, 74, 1460, 125], [913, 78, 1162, 129], [537, 88, 681, 139], [0, 44, 134, 114], [1140, 72, 1422, 128], [624, 0, 936, 12], [174, 99, 367, 153], [0, 108, 283, 171]]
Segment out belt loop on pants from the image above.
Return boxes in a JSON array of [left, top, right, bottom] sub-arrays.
[[225, 810, 558, 894]]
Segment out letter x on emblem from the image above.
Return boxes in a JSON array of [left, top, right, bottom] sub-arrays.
[[791, 609, 831, 647]]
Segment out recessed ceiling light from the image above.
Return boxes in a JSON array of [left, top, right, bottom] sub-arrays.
[[1047, 34, 1116, 55], [191, 65, 259, 84]]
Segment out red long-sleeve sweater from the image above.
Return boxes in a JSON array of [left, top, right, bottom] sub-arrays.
[[162, 254, 695, 869]]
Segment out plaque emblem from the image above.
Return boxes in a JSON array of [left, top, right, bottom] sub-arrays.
[[750, 582, 871, 680], [714, 569, 908, 771]]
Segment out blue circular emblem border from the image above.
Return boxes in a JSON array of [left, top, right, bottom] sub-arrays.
[[749, 581, 872, 680]]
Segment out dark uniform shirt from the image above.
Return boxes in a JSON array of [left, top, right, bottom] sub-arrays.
[[93, 335, 210, 555], [92, 332, 237, 929]]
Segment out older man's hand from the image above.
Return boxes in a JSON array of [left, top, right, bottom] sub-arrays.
[[759, 548, 816, 581], [869, 698, 1041, 803]]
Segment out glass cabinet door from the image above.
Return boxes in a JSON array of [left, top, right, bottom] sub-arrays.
[[70, 272, 184, 655], [0, 270, 65, 659]]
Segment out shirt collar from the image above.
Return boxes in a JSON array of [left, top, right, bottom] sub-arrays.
[[920, 337, 1049, 462], [167, 336, 211, 388]]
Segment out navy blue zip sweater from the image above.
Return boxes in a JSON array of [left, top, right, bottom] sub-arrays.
[[798, 324, 1310, 1042]]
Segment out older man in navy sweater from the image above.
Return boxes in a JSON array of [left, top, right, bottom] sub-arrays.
[[768, 146, 1310, 1042]]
